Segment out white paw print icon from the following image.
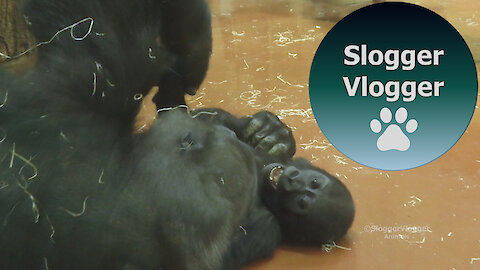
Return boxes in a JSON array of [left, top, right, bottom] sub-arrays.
[[370, 107, 418, 151]]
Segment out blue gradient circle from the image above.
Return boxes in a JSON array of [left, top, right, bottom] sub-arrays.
[[309, 2, 477, 170]]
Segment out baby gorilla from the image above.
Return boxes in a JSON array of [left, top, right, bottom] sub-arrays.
[[1, 0, 352, 269], [261, 159, 354, 245], [191, 108, 355, 269]]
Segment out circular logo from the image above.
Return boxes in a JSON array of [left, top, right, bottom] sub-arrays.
[[309, 2, 477, 170]]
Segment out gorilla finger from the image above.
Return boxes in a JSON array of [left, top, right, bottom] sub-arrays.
[[276, 128, 294, 147], [257, 112, 283, 130], [244, 118, 264, 140], [268, 144, 289, 158], [250, 131, 268, 146], [257, 111, 279, 122], [249, 124, 274, 145], [277, 126, 293, 139], [255, 135, 277, 152], [265, 112, 283, 126]]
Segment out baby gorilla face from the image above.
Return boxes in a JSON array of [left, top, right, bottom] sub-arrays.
[[262, 158, 355, 245], [263, 162, 336, 215], [279, 166, 331, 214]]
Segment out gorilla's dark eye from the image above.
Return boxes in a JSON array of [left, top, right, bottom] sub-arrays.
[[310, 179, 321, 189]]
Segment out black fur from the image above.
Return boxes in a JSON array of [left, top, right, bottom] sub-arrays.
[[0, 99, 260, 269], [0, 1, 353, 269], [20, 0, 212, 114]]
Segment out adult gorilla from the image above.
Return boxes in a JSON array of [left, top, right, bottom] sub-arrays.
[[0, 82, 354, 270], [0, 0, 354, 269], [19, 0, 212, 112]]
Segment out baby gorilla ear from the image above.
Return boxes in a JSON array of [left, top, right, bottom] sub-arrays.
[[179, 131, 203, 152]]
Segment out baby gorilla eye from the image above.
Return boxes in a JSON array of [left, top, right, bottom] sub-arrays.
[[310, 179, 321, 189]]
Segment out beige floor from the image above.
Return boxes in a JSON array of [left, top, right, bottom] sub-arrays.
[[188, 0, 480, 269]]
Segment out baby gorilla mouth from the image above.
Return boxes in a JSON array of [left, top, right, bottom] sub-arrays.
[[269, 165, 284, 188]]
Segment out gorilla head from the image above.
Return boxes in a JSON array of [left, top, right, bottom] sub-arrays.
[[262, 158, 355, 245]]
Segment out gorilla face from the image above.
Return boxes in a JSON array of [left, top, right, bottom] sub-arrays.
[[278, 166, 331, 214], [262, 158, 355, 245], [263, 161, 337, 214]]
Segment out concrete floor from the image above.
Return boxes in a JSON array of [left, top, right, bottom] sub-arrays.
[[189, 0, 480, 269]]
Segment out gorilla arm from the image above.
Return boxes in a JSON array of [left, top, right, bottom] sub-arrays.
[[154, 0, 213, 107], [192, 108, 296, 162]]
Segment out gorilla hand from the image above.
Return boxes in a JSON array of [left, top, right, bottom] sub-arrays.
[[243, 111, 295, 160]]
